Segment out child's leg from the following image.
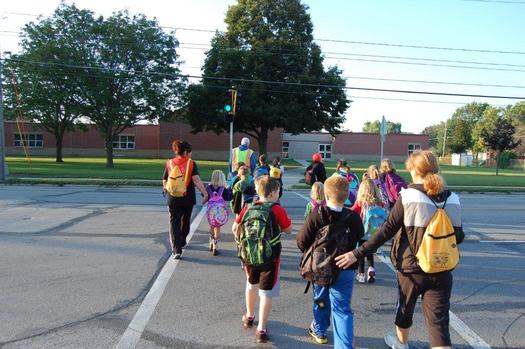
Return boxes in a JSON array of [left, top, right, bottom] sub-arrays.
[[245, 281, 257, 318], [257, 295, 272, 331], [329, 270, 355, 349], [367, 254, 374, 268], [213, 227, 220, 241], [311, 284, 331, 336], [357, 257, 365, 274]]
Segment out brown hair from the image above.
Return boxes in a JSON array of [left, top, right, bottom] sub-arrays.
[[238, 166, 250, 177], [336, 159, 347, 172], [405, 151, 445, 196], [259, 154, 267, 165], [272, 156, 281, 167], [324, 175, 349, 205], [367, 165, 380, 180], [380, 158, 395, 174], [255, 176, 281, 198], [172, 140, 192, 156]]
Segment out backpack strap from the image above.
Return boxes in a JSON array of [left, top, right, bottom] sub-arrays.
[[218, 186, 225, 197], [426, 193, 448, 210]]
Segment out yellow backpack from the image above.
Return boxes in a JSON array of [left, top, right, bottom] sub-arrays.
[[165, 159, 193, 197], [416, 197, 459, 273], [270, 166, 282, 179]]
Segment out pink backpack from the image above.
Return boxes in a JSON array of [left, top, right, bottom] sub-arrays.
[[206, 187, 229, 227]]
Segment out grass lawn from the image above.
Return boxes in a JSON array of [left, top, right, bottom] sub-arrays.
[[321, 160, 525, 188], [5, 156, 303, 184]]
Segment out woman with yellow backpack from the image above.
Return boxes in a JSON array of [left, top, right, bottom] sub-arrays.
[[163, 140, 209, 259], [335, 151, 464, 349]]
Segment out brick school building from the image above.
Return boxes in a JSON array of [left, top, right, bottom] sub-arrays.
[[4, 120, 429, 161]]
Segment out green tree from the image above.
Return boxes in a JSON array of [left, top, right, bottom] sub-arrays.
[[421, 122, 446, 155], [363, 120, 402, 134], [3, 4, 93, 162], [447, 102, 489, 155], [78, 11, 185, 167], [505, 101, 525, 156], [186, 0, 349, 154], [478, 107, 520, 175]]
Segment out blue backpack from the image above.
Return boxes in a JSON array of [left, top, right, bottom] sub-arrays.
[[253, 165, 270, 179], [362, 205, 388, 240]]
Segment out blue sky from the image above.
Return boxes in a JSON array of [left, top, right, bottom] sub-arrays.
[[1, 0, 524, 133]]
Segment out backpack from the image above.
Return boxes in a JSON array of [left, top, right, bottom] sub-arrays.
[[300, 210, 354, 290], [415, 196, 460, 273], [385, 172, 407, 204], [165, 159, 193, 197], [347, 174, 360, 206], [374, 179, 390, 208], [253, 165, 270, 179], [237, 202, 281, 266], [362, 205, 387, 240], [206, 187, 229, 228], [270, 166, 282, 179], [305, 169, 314, 186]]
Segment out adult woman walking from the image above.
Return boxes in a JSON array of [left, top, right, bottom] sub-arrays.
[[163, 140, 208, 259], [335, 151, 464, 349], [305, 153, 327, 184]]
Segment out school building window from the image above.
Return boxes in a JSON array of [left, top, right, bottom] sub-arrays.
[[408, 143, 421, 156], [282, 141, 289, 159], [14, 133, 43, 148], [318, 143, 332, 159], [113, 135, 135, 150]]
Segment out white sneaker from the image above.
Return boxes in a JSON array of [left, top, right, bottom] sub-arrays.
[[356, 273, 366, 284], [384, 331, 409, 349], [367, 266, 376, 283]]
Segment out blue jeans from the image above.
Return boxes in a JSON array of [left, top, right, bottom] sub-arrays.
[[311, 270, 355, 349]]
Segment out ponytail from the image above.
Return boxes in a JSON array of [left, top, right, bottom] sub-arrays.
[[423, 173, 445, 196]]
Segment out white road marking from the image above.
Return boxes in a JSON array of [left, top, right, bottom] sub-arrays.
[[295, 192, 492, 349], [293, 191, 311, 202], [115, 205, 207, 349], [479, 240, 525, 243]]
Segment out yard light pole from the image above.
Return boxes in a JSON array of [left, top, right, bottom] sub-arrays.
[[0, 53, 7, 182], [380, 115, 387, 161]]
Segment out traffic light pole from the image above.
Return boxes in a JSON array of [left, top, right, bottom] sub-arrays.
[[227, 87, 237, 177], [0, 57, 7, 182]]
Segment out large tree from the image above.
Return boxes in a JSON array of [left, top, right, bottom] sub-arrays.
[[421, 122, 446, 156], [505, 101, 525, 156], [478, 107, 520, 175], [186, 0, 349, 154], [447, 102, 489, 155], [80, 11, 185, 167], [3, 4, 93, 162], [362, 120, 402, 134]]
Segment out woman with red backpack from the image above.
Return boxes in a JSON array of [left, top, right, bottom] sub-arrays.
[[163, 140, 209, 259]]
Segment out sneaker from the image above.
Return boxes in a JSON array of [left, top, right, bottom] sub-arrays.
[[173, 253, 181, 260], [367, 266, 376, 283], [384, 331, 409, 349], [256, 329, 269, 344], [242, 314, 255, 329], [212, 247, 219, 256], [209, 236, 213, 252], [356, 273, 366, 284], [308, 327, 328, 344], [181, 240, 187, 249]]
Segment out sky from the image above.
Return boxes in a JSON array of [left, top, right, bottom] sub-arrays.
[[1, 0, 524, 134]]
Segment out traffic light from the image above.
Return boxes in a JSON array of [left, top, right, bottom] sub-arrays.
[[224, 88, 238, 120]]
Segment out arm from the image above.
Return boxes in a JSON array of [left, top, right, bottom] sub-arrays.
[[162, 167, 168, 189], [192, 175, 209, 203], [296, 212, 319, 252], [250, 152, 257, 175]]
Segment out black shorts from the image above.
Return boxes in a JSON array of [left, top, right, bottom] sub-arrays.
[[244, 256, 281, 291], [395, 271, 453, 347]]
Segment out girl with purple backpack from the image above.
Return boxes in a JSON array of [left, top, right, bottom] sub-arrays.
[[380, 159, 407, 208], [367, 165, 389, 209], [304, 182, 325, 218], [206, 170, 232, 256]]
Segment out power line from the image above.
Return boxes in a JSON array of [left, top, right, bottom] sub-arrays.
[[3, 12, 525, 55], [4, 57, 525, 100], [462, 0, 525, 4]]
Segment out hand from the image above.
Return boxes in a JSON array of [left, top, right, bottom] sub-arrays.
[[335, 251, 358, 269]]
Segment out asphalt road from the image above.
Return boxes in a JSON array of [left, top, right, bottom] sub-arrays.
[[0, 185, 524, 349]]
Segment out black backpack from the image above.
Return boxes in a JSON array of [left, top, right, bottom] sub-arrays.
[[300, 209, 354, 292]]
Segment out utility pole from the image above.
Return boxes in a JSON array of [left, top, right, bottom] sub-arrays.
[[0, 55, 7, 182], [442, 120, 448, 158]]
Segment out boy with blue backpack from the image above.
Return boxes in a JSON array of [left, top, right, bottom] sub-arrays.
[[333, 160, 360, 206], [351, 178, 388, 283], [206, 170, 232, 256], [233, 176, 292, 344], [253, 155, 271, 179]]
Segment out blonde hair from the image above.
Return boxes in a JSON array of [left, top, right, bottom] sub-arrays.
[[255, 176, 281, 198], [238, 166, 250, 177], [405, 151, 445, 196], [380, 158, 395, 174], [324, 175, 349, 205], [367, 165, 380, 180], [234, 161, 245, 171], [310, 182, 325, 202], [357, 178, 382, 206], [210, 170, 227, 188]]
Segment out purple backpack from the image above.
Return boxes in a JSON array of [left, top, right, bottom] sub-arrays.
[[206, 187, 229, 227], [385, 172, 407, 204]]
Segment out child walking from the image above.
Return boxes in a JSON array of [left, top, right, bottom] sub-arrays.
[[270, 156, 284, 198], [367, 165, 389, 209], [206, 170, 232, 256], [304, 182, 325, 218], [351, 178, 387, 283], [233, 176, 293, 343], [297, 176, 364, 348], [231, 166, 255, 216]]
